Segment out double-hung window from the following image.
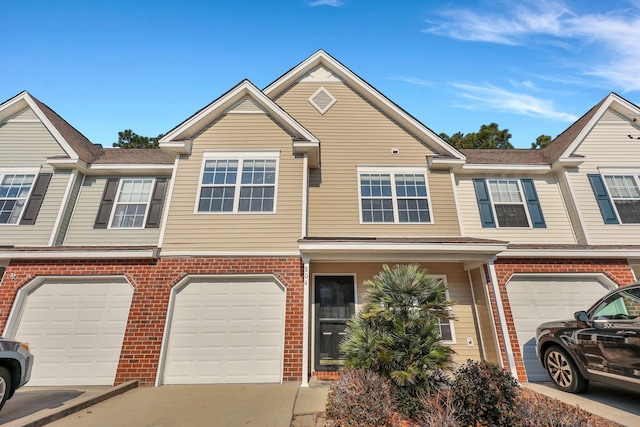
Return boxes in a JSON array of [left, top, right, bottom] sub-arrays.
[[0, 173, 36, 224], [473, 178, 546, 228], [358, 168, 431, 223], [603, 175, 640, 224], [197, 152, 278, 214], [110, 178, 155, 228], [488, 179, 529, 227]]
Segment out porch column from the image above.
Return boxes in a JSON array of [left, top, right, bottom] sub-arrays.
[[487, 260, 518, 378]]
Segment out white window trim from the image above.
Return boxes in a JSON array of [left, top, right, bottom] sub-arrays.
[[194, 151, 280, 215], [108, 177, 155, 229], [357, 166, 433, 225], [486, 178, 533, 229], [0, 168, 40, 226], [600, 172, 640, 225]]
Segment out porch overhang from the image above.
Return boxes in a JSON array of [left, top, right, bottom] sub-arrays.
[[299, 237, 507, 270]]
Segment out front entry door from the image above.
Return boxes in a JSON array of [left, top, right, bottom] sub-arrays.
[[314, 276, 355, 371]]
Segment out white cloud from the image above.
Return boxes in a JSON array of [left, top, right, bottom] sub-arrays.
[[424, 1, 640, 91], [309, 0, 343, 6], [388, 75, 434, 87], [451, 83, 578, 122]]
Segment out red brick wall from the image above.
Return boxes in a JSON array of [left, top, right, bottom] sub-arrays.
[[0, 257, 304, 386], [486, 258, 635, 382]]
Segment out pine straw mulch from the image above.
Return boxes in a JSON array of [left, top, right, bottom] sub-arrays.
[[306, 387, 623, 427]]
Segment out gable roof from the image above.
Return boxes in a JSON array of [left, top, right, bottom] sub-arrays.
[[1, 91, 174, 173], [0, 91, 102, 162], [159, 80, 320, 166], [264, 50, 465, 161], [542, 92, 640, 163]]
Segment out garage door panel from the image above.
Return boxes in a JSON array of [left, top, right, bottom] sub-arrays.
[[163, 279, 285, 384], [507, 277, 611, 382], [14, 280, 133, 386]]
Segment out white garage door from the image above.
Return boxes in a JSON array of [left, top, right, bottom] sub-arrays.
[[506, 276, 612, 382], [162, 278, 285, 384], [13, 279, 133, 386]]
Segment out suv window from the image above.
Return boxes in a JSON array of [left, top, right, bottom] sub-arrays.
[[592, 287, 640, 320]]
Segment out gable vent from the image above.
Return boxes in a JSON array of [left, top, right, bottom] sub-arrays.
[[309, 87, 336, 115]]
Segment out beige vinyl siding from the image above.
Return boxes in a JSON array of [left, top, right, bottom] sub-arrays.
[[469, 267, 499, 364], [0, 169, 70, 246], [63, 176, 163, 246], [569, 109, 640, 244], [274, 81, 461, 237], [55, 172, 83, 245], [0, 110, 70, 246], [456, 175, 576, 243], [162, 113, 304, 253], [310, 261, 483, 363], [0, 113, 67, 164], [557, 170, 586, 244]]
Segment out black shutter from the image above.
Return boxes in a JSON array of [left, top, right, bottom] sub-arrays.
[[94, 178, 120, 229], [521, 179, 546, 228], [473, 179, 496, 228], [587, 174, 619, 224], [20, 173, 52, 225], [145, 178, 167, 228]]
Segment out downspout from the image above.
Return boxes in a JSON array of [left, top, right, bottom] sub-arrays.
[[487, 259, 518, 378], [301, 153, 310, 387]]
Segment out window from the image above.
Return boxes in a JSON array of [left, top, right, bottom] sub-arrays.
[[197, 154, 278, 213], [473, 178, 546, 228], [94, 177, 167, 229], [592, 287, 640, 321], [604, 175, 640, 224], [110, 178, 154, 228], [359, 170, 431, 223], [488, 179, 529, 227], [0, 173, 35, 224]]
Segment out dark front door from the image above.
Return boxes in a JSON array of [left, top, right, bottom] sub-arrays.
[[314, 276, 355, 371]]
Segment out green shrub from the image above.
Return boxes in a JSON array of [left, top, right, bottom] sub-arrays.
[[325, 368, 395, 427], [339, 264, 455, 414], [450, 360, 519, 427]]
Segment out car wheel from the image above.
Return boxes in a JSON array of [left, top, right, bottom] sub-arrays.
[[544, 346, 588, 393], [0, 367, 11, 411]]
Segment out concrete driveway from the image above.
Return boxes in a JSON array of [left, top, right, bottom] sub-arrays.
[[8, 382, 327, 427]]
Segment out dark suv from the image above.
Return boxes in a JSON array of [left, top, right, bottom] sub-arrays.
[[535, 282, 640, 393]]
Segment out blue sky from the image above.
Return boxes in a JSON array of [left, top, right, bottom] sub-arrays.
[[3, 0, 640, 148]]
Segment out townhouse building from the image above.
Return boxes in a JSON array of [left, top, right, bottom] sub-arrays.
[[0, 51, 637, 387]]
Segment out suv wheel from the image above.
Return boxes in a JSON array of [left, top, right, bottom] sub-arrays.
[[0, 367, 11, 410], [544, 346, 588, 393]]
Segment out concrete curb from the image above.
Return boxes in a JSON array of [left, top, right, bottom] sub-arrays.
[[20, 380, 138, 427]]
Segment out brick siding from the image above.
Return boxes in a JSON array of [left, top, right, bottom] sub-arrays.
[[486, 258, 636, 382], [0, 257, 304, 386]]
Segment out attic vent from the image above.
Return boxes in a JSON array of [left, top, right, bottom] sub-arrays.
[[309, 87, 336, 115]]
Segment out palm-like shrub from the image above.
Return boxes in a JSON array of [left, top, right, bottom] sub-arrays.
[[339, 264, 454, 413]]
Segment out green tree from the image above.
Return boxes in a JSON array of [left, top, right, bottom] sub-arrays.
[[113, 129, 163, 149], [440, 122, 514, 149], [340, 264, 454, 411], [531, 134, 552, 149]]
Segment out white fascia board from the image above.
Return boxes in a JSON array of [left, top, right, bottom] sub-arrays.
[[159, 251, 302, 257], [499, 248, 640, 258], [299, 241, 507, 261], [427, 157, 466, 170], [160, 81, 318, 151], [0, 249, 158, 259], [264, 51, 464, 161], [47, 158, 173, 175]]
